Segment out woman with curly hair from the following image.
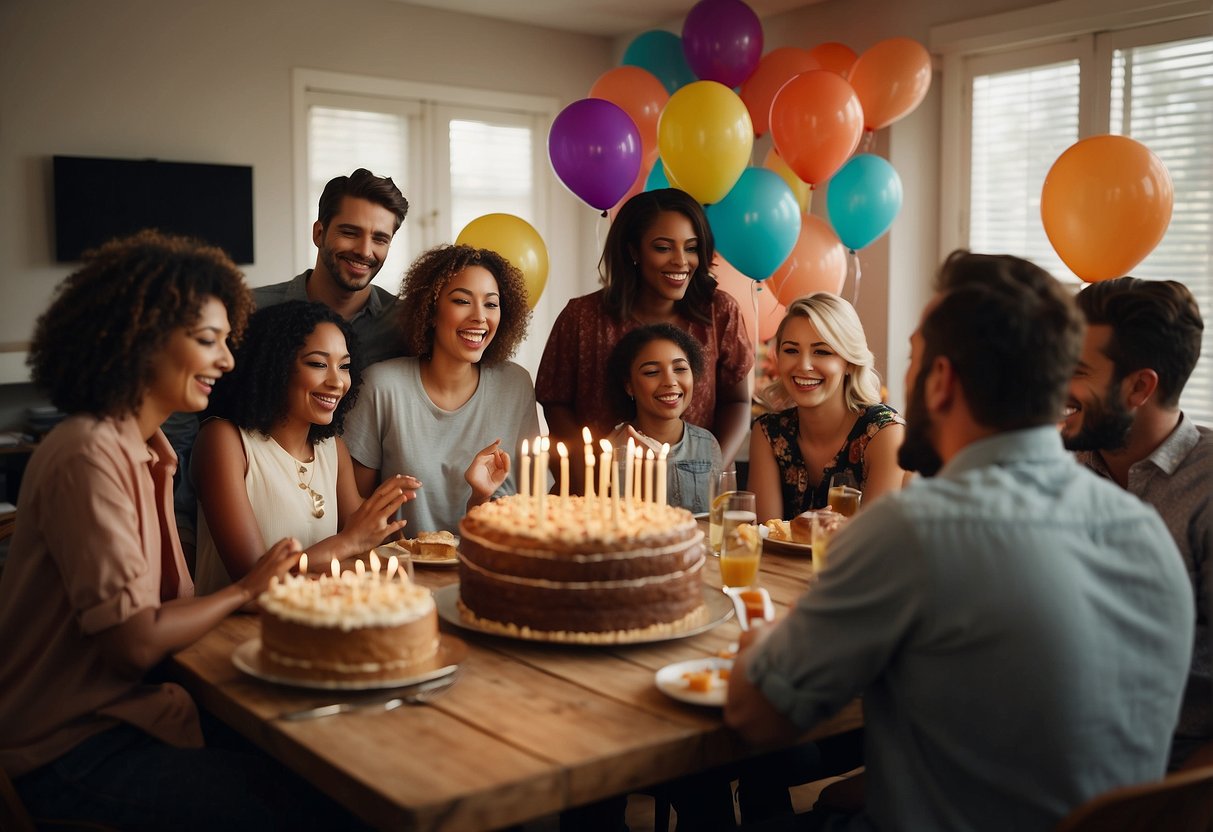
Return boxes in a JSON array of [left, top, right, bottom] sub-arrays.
[[750, 292, 905, 521], [345, 243, 539, 533], [0, 231, 334, 829], [536, 188, 752, 492], [191, 301, 413, 593]]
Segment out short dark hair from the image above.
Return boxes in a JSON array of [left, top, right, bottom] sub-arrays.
[[922, 251, 1084, 430], [206, 301, 362, 444], [29, 229, 251, 417], [317, 168, 409, 232], [606, 323, 706, 420], [1075, 277, 1203, 408], [398, 244, 531, 365], [600, 188, 717, 325]]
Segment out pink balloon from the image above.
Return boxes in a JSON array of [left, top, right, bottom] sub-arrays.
[[768, 214, 848, 306]]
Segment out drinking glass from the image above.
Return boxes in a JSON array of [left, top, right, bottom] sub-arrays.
[[827, 471, 862, 518], [719, 491, 760, 589], [809, 510, 846, 575], [708, 466, 738, 556], [373, 544, 415, 582]]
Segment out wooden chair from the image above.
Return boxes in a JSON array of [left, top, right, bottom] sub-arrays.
[[1055, 766, 1213, 832]]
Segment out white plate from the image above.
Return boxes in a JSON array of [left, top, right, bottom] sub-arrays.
[[379, 537, 460, 567], [232, 634, 466, 691], [655, 656, 733, 707]]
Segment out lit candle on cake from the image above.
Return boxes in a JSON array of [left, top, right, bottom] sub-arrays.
[[624, 437, 635, 507], [386, 554, 399, 581], [520, 438, 530, 504], [532, 435, 544, 500], [582, 427, 595, 501], [644, 448, 654, 504], [633, 445, 644, 503], [557, 441, 569, 499], [610, 457, 621, 526], [330, 558, 340, 579], [599, 439, 612, 521], [298, 552, 308, 576], [537, 436, 549, 530], [355, 559, 365, 577], [368, 550, 379, 575], [657, 443, 669, 505]]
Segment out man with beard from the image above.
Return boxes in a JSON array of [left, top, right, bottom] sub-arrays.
[[725, 252, 1194, 831], [1062, 276, 1210, 770], [254, 168, 410, 367]]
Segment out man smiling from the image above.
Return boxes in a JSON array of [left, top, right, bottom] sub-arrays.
[[1063, 276, 1210, 770]]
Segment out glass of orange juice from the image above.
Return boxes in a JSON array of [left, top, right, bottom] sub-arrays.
[[720, 492, 760, 589], [827, 471, 862, 517]]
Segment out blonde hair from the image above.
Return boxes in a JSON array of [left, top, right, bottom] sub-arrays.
[[761, 293, 883, 412]]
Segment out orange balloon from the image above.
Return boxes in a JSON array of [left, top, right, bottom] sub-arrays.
[[740, 47, 817, 137], [762, 148, 812, 213], [589, 66, 669, 167], [610, 157, 654, 217], [768, 214, 847, 305], [756, 285, 785, 343], [713, 254, 758, 346], [848, 37, 932, 131], [769, 70, 863, 186], [807, 42, 858, 77], [1041, 135, 1174, 282]]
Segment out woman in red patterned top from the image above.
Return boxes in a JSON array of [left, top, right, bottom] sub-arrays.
[[536, 189, 752, 491]]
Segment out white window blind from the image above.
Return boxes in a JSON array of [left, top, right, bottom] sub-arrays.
[[448, 119, 535, 240], [1109, 35, 1213, 425]]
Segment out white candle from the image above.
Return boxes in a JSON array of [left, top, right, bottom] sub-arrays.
[[537, 436, 549, 530], [599, 439, 613, 521], [633, 445, 644, 503], [657, 443, 669, 505], [386, 554, 399, 581], [368, 550, 379, 575], [330, 558, 340, 579], [584, 449, 595, 501], [644, 448, 654, 504], [355, 559, 365, 577], [624, 437, 635, 507], [299, 552, 308, 576], [610, 459, 620, 526], [532, 435, 543, 500], [557, 441, 569, 499], [520, 438, 530, 502]]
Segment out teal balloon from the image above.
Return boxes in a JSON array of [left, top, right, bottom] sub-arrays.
[[645, 159, 670, 191], [622, 31, 696, 94], [706, 167, 801, 281], [826, 154, 903, 251]]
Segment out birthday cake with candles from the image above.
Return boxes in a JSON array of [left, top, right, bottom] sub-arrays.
[[457, 494, 707, 643], [258, 556, 439, 683]]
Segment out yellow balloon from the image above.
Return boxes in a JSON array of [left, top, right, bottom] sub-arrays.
[[456, 214, 549, 309], [658, 81, 753, 205], [762, 148, 813, 213]]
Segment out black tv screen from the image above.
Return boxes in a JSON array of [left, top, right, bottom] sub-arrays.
[[53, 155, 254, 263]]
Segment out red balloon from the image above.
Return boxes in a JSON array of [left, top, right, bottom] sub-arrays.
[[769, 71, 863, 186], [740, 47, 817, 137], [768, 214, 847, 305], [590, 66, 669, 168]]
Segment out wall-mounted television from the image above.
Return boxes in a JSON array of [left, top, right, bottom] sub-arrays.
[[52, 155, 254, 263]]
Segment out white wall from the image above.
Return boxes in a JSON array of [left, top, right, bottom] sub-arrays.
[[0, 0, 613, 423]]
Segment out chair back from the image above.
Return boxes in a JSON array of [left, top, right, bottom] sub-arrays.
[[1055, 766, 1213, 832]]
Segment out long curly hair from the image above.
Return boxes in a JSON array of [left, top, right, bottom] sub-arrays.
[[606, 323, 706, 421], [29, 229, 251, 417], [397, 244, 530, 365], [600, 188, 717, 325], [206, 301, 362, 444]]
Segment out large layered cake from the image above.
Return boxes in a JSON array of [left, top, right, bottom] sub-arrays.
[[258, 571, 439, 682], [458, 494, 707, 643]]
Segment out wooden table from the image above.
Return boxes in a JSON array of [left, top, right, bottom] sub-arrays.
[[169, 537, 862, 831]]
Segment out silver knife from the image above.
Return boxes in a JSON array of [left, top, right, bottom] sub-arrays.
[[278, 671, 458, 721]]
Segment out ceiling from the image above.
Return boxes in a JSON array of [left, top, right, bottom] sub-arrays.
[[394, 0, 817, 37]]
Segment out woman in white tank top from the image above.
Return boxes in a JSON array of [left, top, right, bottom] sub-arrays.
[[193, 301, 416, 593]]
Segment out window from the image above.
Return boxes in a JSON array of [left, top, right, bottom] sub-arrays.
[[938, 6, 1213, 425]]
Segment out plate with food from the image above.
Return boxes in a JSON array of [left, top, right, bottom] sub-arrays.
[[655, 656, 733, 707], [392, 531, 461, 566], [759, 518, 813, 557]]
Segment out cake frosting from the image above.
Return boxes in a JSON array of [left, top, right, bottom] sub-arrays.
[[258, 571, 439, 682], [458, 494, 707, 643]]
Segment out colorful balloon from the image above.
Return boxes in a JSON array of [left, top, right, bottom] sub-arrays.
[[762, 148, 812, 213], [1041, 135, 1173, 282], [548, 98, 642, 212], [456, 214, 550, 309], [769, 70, 864, 186], [658, 81, 753, 205], [808, 42, 858, 77], [622, 30, 696, 94], [589, 66, 669, 167], [740, 47, 817, 137], [645, 158, 670, 191], [706, 167, 801, 281], [756, 286, 785, 343], [768, 214, 848, 305], [681, 0, 764, 89], [847, 37, 932, 131], [826, 154, 903, 251]]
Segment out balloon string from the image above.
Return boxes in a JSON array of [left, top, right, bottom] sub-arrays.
[[805, 186, 814, 214], [849, 249, 862, 305], [859, 129, 875, 154]]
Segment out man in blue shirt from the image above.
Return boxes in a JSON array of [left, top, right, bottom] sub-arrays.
[[726, 252, 1194, 831]]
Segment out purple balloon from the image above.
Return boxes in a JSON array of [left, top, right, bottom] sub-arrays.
[[682, 0, 764, 88], [548, 99, 642, 212]]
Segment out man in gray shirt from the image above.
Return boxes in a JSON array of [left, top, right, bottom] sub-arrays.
[[253, 167, 411, 367], [726, 252, 1194, 831], [1062, 276, 1210, 769]]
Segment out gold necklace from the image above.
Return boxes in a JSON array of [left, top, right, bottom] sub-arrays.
[[296, 459, 325, 519]]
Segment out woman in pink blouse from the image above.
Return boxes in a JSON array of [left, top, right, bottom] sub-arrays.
[[536, 188, 753, 490]]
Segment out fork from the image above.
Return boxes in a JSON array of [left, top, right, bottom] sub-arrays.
[[279, 672, 459, 721]]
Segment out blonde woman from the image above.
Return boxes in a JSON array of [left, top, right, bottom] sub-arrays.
[[749, 293, 905, 521]]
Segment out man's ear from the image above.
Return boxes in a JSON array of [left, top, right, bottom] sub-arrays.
[[312, 220, 325, 249], [1123, 368, 1160, 409], [924, 355, 956, 413]]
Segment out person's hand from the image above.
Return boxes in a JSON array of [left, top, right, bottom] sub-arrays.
[[465, 439, 510, 504], [237, 537, 302, 601], [340, 474, 412, 552], [737, 618, 774, 654], [606, 423, 661, 455]]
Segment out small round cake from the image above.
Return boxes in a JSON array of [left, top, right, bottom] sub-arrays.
[[258, 572, 438, 683], [458, 494, 707, 643]]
